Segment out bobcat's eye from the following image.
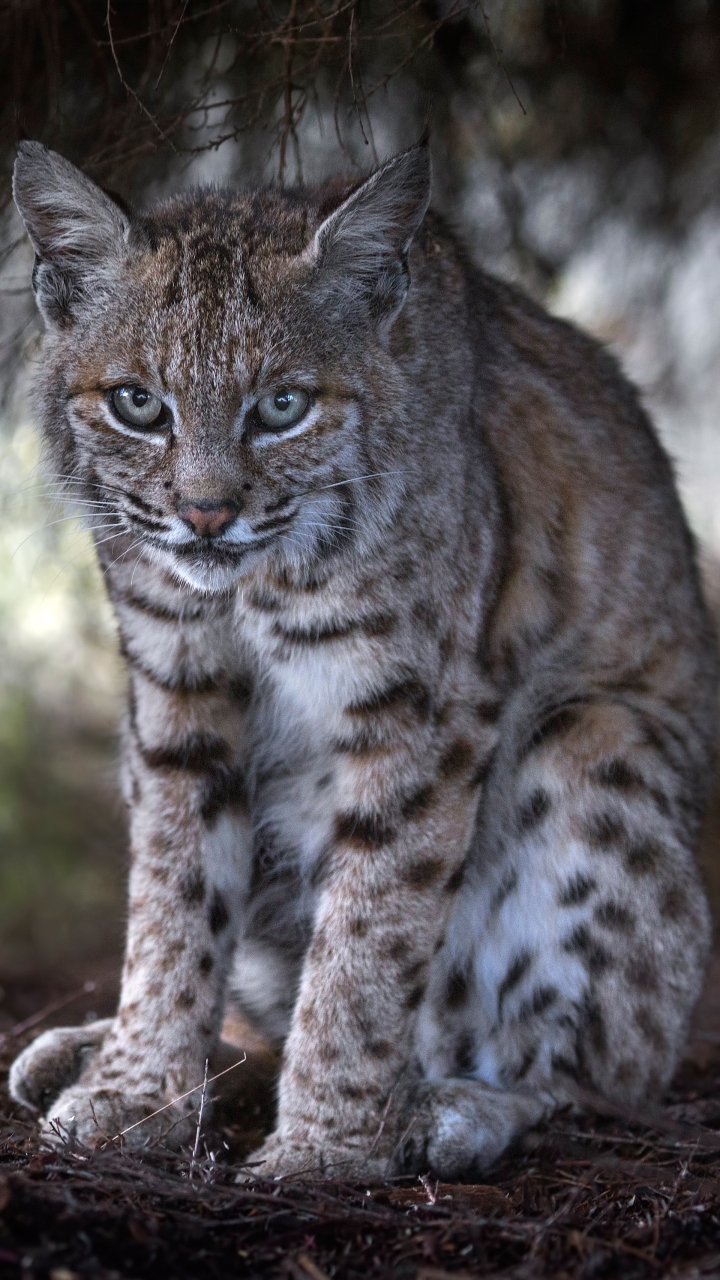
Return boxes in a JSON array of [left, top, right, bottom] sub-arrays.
[[256, 388, 310, 432], [110, 386, 166, 429]]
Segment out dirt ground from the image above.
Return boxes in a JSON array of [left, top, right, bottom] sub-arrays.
[[2, 952, 720, 1279]]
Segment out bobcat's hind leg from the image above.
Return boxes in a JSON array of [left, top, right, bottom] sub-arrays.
[[9, 1019, 113, 1114], [416, 698, 711, 1174]]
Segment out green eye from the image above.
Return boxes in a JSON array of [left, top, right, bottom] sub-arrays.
[[256, 388, 310, 432], [111, 385, 165, 428]]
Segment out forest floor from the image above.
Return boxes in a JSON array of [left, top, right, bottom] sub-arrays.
[[3, 964, 720, 1278]]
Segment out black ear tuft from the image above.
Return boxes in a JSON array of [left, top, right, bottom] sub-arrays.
[[309, 144, 431, 326], [13, 142, 130, 327]]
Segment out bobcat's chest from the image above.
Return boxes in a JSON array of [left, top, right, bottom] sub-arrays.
[[238, 599, 366, 880]]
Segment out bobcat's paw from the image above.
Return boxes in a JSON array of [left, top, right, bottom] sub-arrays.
[[9, 1020, 113, 1114], [397, 1079, 555, 1180], [40, 1081, 199, 1150], [238, 1132, 389, 1182]]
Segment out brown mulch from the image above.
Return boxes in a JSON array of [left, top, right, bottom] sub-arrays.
[[3, 978, 720, 1278]]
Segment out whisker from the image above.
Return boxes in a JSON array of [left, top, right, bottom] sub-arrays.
[[10, 517, 123, 559], [100, 539, 145, 583], [92, 529, 130, 550], [25, 473, 135, 501], [315, 470, 406, 492]]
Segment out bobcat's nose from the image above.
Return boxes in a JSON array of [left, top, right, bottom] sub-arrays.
[[177, 499, 239, 539]]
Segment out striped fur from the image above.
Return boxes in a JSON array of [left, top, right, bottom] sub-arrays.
[[8, 141, 718, 1178]]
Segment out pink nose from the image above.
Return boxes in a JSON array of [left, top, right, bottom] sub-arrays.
[[177, 500, 238, 539]]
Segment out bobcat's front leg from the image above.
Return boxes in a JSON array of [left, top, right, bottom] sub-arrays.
[[38, 671, 250, 1148], [248, 703, 489, 1179]]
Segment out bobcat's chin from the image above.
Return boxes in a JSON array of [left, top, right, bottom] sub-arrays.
[[148, 542, 253, 594]]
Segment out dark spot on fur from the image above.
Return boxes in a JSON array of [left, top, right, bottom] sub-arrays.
[[563, 925, 612, 973], [476, 699, 502, 722], [401, 784, 436, 821], [121, 639, 221, 694], [438, 739, 475, 779], [660, 885, 689, 920], [490, 867, 518, 913], [141, 732, 229, 773], [399, 967, 426, 1004], [582, 992, 607, 1055], [551, 1052, 580, 1081], [412, 599, 439, 630], [468, 753, 494, 789], [445, 858, 468, 894], [446, 966, 471, 1009], [455, 1033, 476, 1074], [626, 839, 662, 875], [520, 704, 583, 759], [208, 889, 229, 934], [276, 612, 395, 646], [200, 766, 247, 825], [385, 937, 411, 962], [438, 632, 455, 662], [365, 1039, 393, 1059], [558, 874, 597, 907], [627, 957, 659, 993], [309, 925, 328, 960], [594, 758, 646, 792], [498, 950, 533, 1014], [595, 900, 636, 930], [404, 984, 426, 1011], [299, 1004, 316, 1030], [228, 674, 253, 708], [346, 678, 431, 722], [518, 985, 558, 1021], [513, 1047, 538, 1081], [180, 870, 206, 907], [585, 812, 627, 849], [198, 952, 214, 976], [405, 856, 445, 890], [349, 917, 369, 938], [176, 989, 196, 1010], [519, 788, 551, 830], [335, 810, 396, 848]]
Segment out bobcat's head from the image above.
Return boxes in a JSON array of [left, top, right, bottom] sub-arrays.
[[13, 142, 430, 592]]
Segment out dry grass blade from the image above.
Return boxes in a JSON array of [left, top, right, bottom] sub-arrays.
[[105, 1052, 246, 1144]]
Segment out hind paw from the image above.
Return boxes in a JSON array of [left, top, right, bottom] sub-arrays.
[[9, 1020, 113, 1114]]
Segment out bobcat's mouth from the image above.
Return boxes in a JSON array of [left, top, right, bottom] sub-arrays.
[[170, 537, 274, 563]]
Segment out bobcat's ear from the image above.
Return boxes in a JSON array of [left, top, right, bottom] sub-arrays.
[[13, 141, 130, 328], [308, 144, 431, 326]]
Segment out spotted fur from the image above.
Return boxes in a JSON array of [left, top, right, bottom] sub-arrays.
[[8, 140, 718, 1179]]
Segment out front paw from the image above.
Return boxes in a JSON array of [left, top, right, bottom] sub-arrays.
[[41, 1082, 198, 1151], [9, 1020, 113, 1114], [239, 1132, 389, 1182]]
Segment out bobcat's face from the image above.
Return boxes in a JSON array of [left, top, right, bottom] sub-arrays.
[[48, 200, 409, 592], [16, 150, 430, 593]]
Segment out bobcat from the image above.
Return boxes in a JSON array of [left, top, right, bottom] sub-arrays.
[[8, 139, 718, 1180]]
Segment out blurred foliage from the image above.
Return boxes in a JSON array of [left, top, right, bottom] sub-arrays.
[[0, 425, 125, 975]]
